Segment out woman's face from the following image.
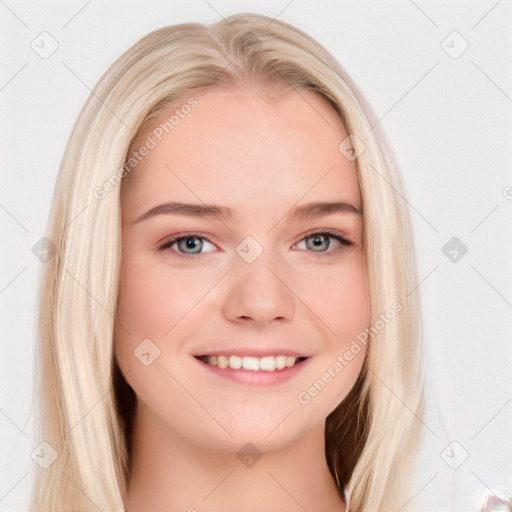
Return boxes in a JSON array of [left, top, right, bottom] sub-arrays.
[[115, 86, 369, 452]]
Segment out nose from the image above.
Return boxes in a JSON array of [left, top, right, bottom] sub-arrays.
[[221, 245, 296, 327]]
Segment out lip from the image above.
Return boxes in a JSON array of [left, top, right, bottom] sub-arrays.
[[194, 355, 312, 387], [192, 349, 310, 358]]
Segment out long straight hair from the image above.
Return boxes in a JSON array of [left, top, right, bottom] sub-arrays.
[[29, 13, 426, 511]]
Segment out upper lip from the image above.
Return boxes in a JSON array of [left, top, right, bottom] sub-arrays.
[[193, 348, 311, 358]]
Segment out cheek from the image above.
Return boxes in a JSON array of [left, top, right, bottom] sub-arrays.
[[303, 256, 369, 339], [293, 259, 368, 417], [116, 255, 209, 338]]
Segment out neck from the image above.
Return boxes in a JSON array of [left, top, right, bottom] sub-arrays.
[[124, 401, 346, 512]]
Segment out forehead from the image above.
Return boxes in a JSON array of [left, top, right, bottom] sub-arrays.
[[121, 86, 360, 219]]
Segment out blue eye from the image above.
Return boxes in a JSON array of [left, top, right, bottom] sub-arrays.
[[157, 235, 215, 256], [156, 230, 353, 259], [294, 231, 353, 256]]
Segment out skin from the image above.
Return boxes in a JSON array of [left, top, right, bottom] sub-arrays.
[[115, 85, 369, 512]]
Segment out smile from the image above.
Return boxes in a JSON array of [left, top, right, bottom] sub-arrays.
[[196, 355, 308, 371], [194, 354, 311, 386]]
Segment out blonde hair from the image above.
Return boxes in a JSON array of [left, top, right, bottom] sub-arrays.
[[29, 13, 426, 511]]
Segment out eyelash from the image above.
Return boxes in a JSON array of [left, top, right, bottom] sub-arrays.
[[156, 230, 353, 260]]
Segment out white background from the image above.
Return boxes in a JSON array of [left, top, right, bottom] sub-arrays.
[[1, 1, 511, 511]]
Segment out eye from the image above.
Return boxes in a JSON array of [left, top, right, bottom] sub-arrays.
[[292, 230, 353, 257], [156, 234, 216, 258], [156, 230, 353, 259]]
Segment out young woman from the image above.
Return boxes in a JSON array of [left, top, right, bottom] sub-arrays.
[[30, 13, 426, 511]]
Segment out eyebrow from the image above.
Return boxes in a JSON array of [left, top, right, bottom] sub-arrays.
[[132, 200, 361, 224]]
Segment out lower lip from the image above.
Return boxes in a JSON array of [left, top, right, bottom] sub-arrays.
[[194, 357, 311, 386]]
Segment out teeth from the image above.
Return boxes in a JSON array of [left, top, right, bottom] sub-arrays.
[[259, 356, 275, 371], [241, 357, 259, 370], [202, 355, 301, 371], [275, 355, 286, 370], [229, 355, 242, 369]]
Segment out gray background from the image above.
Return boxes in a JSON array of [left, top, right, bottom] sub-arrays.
[[1, 1, 511, 511]]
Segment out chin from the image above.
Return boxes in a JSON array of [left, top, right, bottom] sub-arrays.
[[190, 406, 321, 454]]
